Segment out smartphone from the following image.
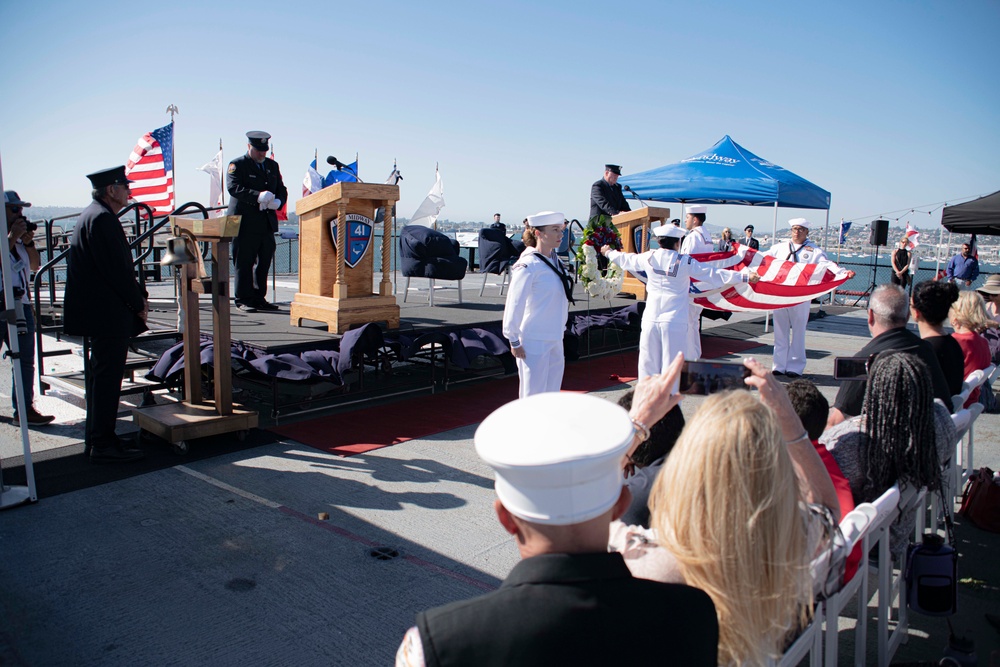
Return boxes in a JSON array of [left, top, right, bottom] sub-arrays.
[[833, 356, 869, 380], [678, 360, 751, 395]]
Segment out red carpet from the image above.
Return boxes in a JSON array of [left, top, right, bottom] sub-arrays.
[[270, 335, 761, 456]]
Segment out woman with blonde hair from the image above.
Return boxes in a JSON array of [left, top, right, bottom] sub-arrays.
[[612, 359, 839, 666], [949, 290, 994, 406], [718, 227, 734, 252]]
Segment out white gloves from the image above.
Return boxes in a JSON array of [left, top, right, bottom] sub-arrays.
[[257, 190, 275, 210], [267, 198, 282, 211]]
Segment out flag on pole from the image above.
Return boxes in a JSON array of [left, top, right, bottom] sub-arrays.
[[406, 167, 444, 228], [970, 234, 978, 260], [839, 220, 852, 245], [196, 149, 225, 218], [385, 161, 402, 185], [324, 159, 358, 186], [126, 122, 175, 215], [302, 157, 324, 197], [689, 245, 852, 312], [269, 145, 287, 222], [904, 222, 920, 249]]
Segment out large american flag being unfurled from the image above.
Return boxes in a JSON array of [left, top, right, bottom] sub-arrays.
[[126, 122, 174, 215], [688, 243, 852, 312]]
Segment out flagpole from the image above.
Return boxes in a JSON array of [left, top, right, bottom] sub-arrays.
[[166, 104, 178, 211], [392, 159, 399, 294], [219, 138, 225, 209]]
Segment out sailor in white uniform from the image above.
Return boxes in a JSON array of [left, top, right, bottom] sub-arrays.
[[503, 211, 574, 398], [603, 224, 758, 384], [678, 205, 714, 360], [765, 218, 828, 377]]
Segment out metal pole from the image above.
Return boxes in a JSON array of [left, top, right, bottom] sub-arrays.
[[0, 150, 38, 508], [764, 202, 778, 333]]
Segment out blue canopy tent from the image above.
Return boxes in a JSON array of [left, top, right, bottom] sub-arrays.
[[619, 135, 833, 321]]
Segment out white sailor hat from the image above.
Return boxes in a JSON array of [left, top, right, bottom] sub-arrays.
[[475, 393, 634, 526], [652, 224, 686, 239], [789, 217, 810, 229], [687, 205, 707, 214], [526, 211, 565, 228]]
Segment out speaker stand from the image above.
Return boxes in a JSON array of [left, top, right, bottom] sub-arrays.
[[854, 244, 883, 306]]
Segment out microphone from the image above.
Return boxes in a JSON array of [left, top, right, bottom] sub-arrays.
[[623, 185, 647, 208], [325, 156, 364, 182], [326, 155, 343, 168]]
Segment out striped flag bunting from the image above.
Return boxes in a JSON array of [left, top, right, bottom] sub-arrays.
[[688, 243, 852, 312], [125, 122, 174, 215]]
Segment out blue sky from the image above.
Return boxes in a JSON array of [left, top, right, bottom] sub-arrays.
[[1, 0, 998, 237]]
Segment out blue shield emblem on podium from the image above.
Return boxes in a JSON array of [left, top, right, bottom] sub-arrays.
[[329, 213, 374, 268], [633, 226, 651, 252]]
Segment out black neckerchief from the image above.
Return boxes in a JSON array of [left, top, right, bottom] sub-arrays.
[[787, 242, 805, 262], [534, 251, 576, 304]]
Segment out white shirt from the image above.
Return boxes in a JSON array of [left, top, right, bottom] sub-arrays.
[[607, 248, 746, 324], [680, 225, 713, 255], [1, 241, 31, 303], [765, 239, 828, 265], [502, 248, 570, 343]]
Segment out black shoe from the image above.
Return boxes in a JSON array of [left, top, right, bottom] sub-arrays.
[[772, 370, 785, 377], [236, 302, 258, 313], [255, 300, 280, 311], [13, 407, 56, 426], [785, 372, 803, 379], [90, 441, 146, 464]]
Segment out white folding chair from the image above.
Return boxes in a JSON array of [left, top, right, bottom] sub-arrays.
[[402, 277, 464, 306], [877, 484, 925, 666], [772, 609, 823, 667], [959, 401, 986, 488], [821, 503, 879, 667]]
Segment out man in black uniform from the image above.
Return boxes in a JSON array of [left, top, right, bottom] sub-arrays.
[[63, 166, 147, 463], [396, 372, 718, 667], [743, 224, 760, 250], [227, 130, 288, 312], [589, 164, 631, 221]]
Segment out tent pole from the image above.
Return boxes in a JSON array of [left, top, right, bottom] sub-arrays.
[[764, 202, 778, 333], [823, 208, 833, 305]]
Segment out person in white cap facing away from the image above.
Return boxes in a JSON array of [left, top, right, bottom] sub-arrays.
[[601, 224, 758, 382], [679, 205, 713, 360], [502, 211, 575, 398], [765, 218, 827, 378], [395, 361, 720, 667]]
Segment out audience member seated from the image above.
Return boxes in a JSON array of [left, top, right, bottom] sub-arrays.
[[977, 275, 1000, 363], [615, 389, 685, 528], [910, 280, 964, 396], [399, 225, 468, 281], [396, 358, 719, 667], [786, 379, 860, 583], [609, 358, 840, 667], [828, 284, 952, 427], [819, 352, 954, 557], [949, 290, 995, 407]]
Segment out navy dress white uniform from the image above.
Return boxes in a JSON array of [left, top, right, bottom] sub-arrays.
[[226, 131, 288, 311], [765, 218, 828, 376], [679, 206, 713, 360], [502, 212, 572, 398], [606, 225, 749, 382]]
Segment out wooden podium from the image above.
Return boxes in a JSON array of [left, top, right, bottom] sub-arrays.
[[612, 206, 672, 300], [291, 182, 400, 334]]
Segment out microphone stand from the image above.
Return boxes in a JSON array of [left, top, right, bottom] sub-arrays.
[[623, 186, 647, 209]]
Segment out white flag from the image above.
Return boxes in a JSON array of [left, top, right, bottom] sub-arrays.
[[406, 168, 444, 228], [302, 158, 324, 197], [196, 150, 225, 217], [904, 222, 920, 249]]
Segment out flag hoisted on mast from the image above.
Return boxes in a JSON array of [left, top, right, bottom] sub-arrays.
[[838, 220, 852, 246], [904, 222, 920, 249], [196, 139, 225, 217], [125, 115, 175, 216], [302, 149, 323, 197], [406, 164, 444, 229]]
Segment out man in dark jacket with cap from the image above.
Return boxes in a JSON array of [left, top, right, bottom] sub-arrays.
[[227, 131, 288, 312], [743, 225, 759, 250], [589, 164, 631, 222], [64, 166, 147, 463]]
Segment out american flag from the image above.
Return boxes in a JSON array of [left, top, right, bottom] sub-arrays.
[[688, 243, 852, 312], [125, 123, 174, 215]]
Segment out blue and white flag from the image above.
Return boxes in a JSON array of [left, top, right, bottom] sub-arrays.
[[302, 158, 324, 196], [839, 220, 852, 245], [324, 160, 358, 186]]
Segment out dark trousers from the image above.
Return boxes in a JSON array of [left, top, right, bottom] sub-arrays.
[[85, 335, 130, 446], [1, 302, 36, 413], [233, 228, 275, 305], [890, 271, 910, 289]]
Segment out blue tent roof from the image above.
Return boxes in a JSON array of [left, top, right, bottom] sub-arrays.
[[618, 135, 831, 210]]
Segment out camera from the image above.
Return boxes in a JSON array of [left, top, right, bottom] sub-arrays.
[[678, 360, 751, 395], [25, 220, 37, 232]]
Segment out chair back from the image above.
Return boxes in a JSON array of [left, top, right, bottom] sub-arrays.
[[478, 226, 517, 275], [399, 225, 467, 280]]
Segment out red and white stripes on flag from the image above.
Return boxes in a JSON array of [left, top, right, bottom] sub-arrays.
[[905, 222, 921, 249], [688, 243, 852, 312], [125, 122, 174, 215]]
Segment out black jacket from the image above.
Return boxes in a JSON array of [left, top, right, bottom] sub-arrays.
[[416, 552, 718, 667], [63, 199, 147, 337], [589, 178, 631, 221], [226, 154, 288, 234]]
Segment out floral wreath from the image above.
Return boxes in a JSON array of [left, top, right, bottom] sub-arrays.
[[576, 214, 625, 300]]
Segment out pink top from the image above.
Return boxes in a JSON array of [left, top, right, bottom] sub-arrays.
[[952, 331, 991, 406]]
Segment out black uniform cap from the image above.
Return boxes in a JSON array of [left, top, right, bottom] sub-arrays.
[[86, 166, 132, 189], [605, 164, 622, 175], [246, 131, 271, 151]]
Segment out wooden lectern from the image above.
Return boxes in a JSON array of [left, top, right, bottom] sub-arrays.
[[612, 206, 672, 300], [133, 216, 258, 454], [291, 182, 400, 334]]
